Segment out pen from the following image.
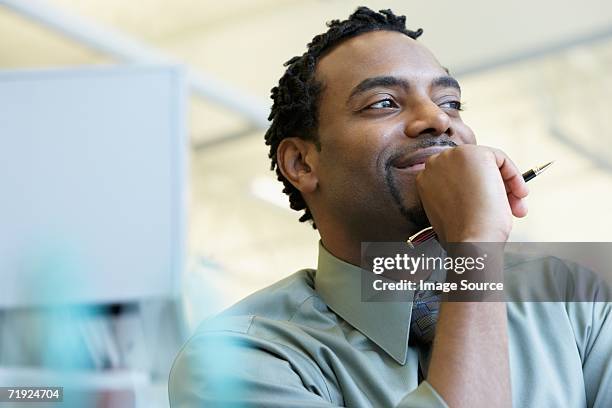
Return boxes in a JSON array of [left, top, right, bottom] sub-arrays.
[[522, 161, 554, 182], [407, 161, 554, 247]]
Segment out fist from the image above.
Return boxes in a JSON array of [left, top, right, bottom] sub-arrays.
[[415, 145, 529, 243]]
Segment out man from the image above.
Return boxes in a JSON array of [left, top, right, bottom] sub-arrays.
[[170, 7, 611, 407]]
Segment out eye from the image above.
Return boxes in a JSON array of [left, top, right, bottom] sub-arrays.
[[439, 100, 463, 111], [366, 98, 398, 110]]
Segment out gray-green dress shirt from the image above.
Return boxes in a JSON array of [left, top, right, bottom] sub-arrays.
[[169, 243, 612, 407]]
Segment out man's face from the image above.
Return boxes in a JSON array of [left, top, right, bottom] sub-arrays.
[[313, 30, 476, 240]]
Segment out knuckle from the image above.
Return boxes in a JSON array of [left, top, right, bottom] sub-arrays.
[[449, 144, 474, 162]]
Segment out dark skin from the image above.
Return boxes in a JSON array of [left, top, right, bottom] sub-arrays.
[[278, 30, 529, 407], [278, 30, 528, 265]]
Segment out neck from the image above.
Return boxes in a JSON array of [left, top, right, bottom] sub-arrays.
[[319, 236, 362, 267], [318, 223, 414, 267]]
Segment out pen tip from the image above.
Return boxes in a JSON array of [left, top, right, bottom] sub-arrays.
[[536, 161, 554, 174]]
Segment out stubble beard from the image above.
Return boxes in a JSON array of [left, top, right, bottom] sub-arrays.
[[383, 138, 457, 235], [385, 168, 430, 233]]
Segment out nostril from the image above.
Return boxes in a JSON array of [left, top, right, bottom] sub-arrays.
[[419, 128, 437, 136], [417, 127, 453, 138]]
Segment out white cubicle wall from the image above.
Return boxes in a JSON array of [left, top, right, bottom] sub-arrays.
[[0, 65, 187, 308]]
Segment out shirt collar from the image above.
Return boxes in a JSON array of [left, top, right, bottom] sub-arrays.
[[314, 242, 415, 365]]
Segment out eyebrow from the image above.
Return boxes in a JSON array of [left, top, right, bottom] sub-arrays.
[[348, 76, 410, 102], [432, 76, 461, 92], [347, 74, 461, 104]]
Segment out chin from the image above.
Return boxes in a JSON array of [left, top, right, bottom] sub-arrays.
[[384, 166, 428, 228]]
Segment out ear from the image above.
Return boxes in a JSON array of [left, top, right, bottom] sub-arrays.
[[277, 137, 319, 194]]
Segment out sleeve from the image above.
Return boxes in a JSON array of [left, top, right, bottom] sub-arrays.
[[582, 301, 612, 408], [169, 330, 334, 407], [562, 260, 612, 408], [168, 329, 448, 408]]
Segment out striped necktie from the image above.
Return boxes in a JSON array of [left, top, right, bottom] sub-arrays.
[[407, 227, 443, 344], [409, 290, 440, 344]]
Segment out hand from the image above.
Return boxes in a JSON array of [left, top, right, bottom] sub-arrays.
[[415, 145, 529, 243]]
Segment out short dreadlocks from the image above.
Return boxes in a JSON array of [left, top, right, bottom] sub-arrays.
[[264, 6, 423, 228]]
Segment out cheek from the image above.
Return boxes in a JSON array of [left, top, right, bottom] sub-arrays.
[[454, 121, 477, 144], [317, 138, 385, 201], [319, 124, 383, 172], [318, 142, 370, 180], [317, 115, 405, 190]]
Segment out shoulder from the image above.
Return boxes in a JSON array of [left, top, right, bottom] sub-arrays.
[[503, 251, 610, 302], [503, 252, 611, 357], [199, 268, 322, 332], [173, 268, 341, 367], [181, 268, 339, 347], [169, 269, 339, 405], [171, 267, 323, 365]]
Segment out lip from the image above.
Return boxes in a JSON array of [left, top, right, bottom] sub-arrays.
[[391, 146, 452, 170]]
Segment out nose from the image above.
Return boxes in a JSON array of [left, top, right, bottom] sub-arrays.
[[403, 100, 452, 138]]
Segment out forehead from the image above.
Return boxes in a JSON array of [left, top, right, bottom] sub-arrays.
[[315, 30, 446, 95]]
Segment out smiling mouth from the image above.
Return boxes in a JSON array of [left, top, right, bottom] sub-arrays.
[[391, 146, 452, 171]]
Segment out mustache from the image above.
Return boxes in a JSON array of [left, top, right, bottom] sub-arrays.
[[385, 137, 458, 169]]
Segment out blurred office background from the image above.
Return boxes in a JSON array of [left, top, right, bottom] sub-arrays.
[[0, 0, 611, 406]]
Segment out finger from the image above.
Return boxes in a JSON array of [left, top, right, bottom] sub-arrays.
[[508, 193, 528, 218], [505, 178, 530, 198], [487, 147, 529, 199], [424, 152, 442, 166]]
